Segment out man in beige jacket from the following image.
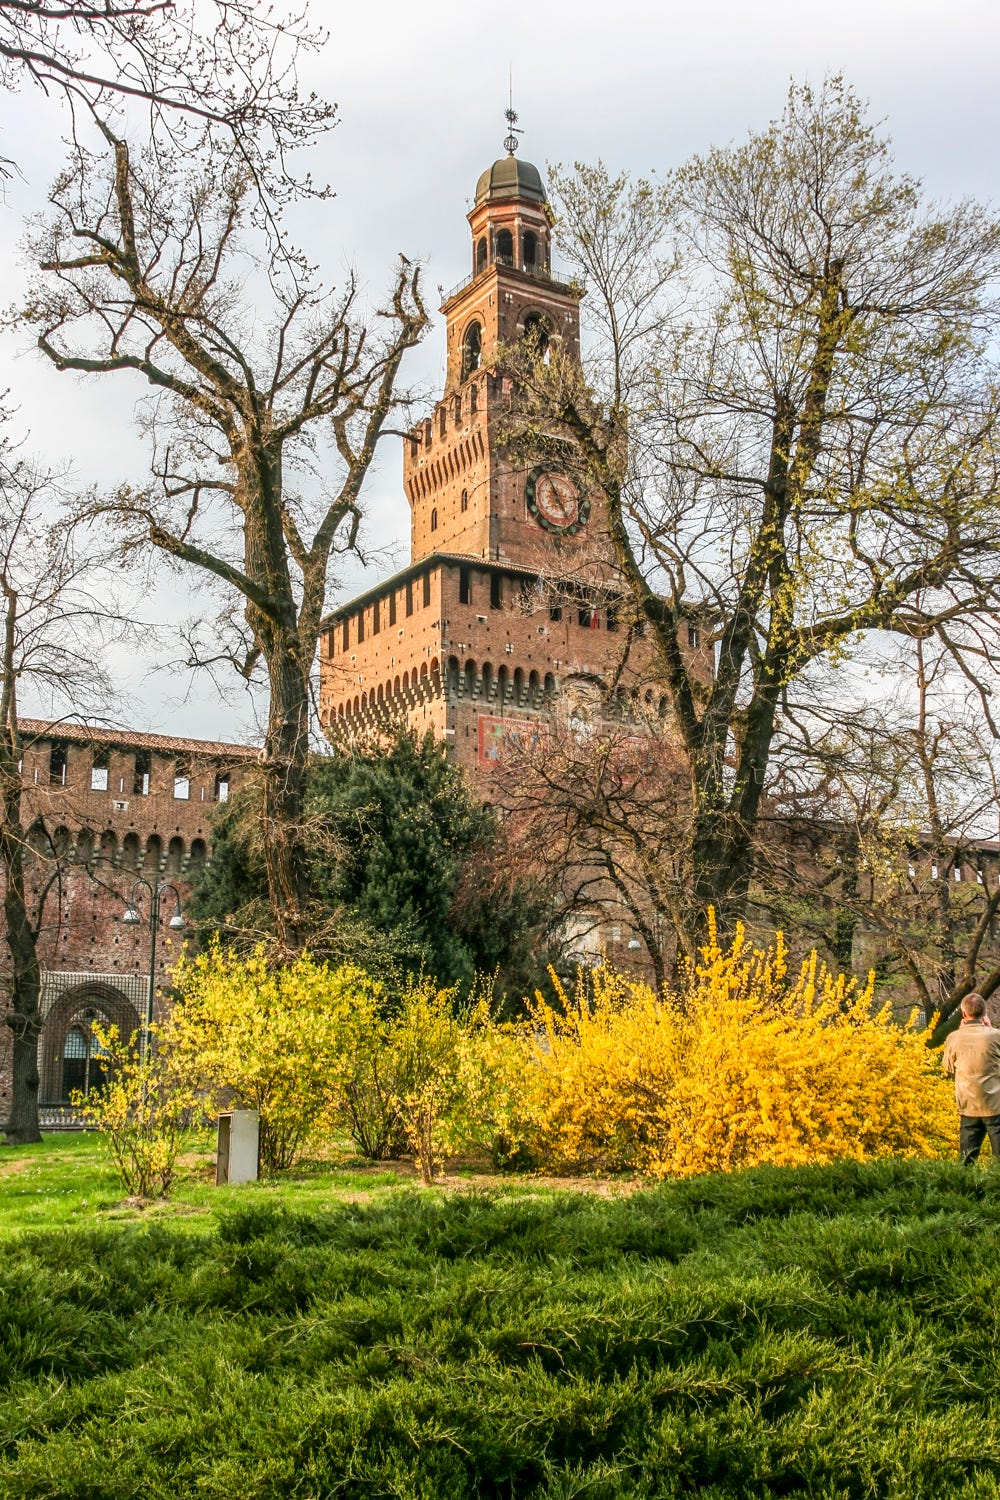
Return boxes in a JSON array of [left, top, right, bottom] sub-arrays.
[[942, 992, 1000, 1165]]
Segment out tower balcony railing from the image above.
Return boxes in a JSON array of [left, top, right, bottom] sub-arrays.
[[443, 259, 585, 304]]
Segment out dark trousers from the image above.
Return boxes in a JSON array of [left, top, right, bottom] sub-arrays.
[[959, 1115, 1000, 1166]]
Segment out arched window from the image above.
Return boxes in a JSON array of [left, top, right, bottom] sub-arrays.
[[460, 489, 469, 513], [166, 836, 185, 875], [496, 228, 513, 265], [523, 312, 550, 359], [476, 237, 487, 274], [62, 1021, 108, 1102], [430, 507, 438, 532], [189, 838, 207, 871], [144, 834, 162, 874], [461, 322, 482, 380], [122, 831, 141, 870], [26, 821, 48, 858], [523, 230, 538, 270]]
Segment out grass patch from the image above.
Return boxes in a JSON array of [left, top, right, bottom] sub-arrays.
[[2, 1140, 1000, 1495]]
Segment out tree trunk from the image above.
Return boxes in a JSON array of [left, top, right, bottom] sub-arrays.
[[241, 445, 314, 952], [260, 645, 311, 952], [1, 780, 42, 1145]]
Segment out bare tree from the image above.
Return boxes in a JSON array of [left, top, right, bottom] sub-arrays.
[[486, 718, 692, 990], [0, 0, 334, 188], [0, 433, 117, 1144], [760, 632, 1000, 1042], [503, 78, 1000, 951], [18, 114, 427, 949]]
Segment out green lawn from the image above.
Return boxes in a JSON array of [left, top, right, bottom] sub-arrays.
[[0, 1130, 410, 1234], [2, 1137, 1000, 1497]]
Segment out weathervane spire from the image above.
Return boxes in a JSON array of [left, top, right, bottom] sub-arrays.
[[503, 69, 522, 157]]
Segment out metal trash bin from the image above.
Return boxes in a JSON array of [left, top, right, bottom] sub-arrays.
[[216, 1109, 260, 1185]]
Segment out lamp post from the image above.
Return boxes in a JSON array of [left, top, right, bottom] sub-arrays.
[[122, 878, 185, 1059]]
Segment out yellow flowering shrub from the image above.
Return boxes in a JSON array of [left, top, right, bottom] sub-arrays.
[[75, 1023, 201, 1198], [529, 916, 954, 1178], [169, 942, 383, 1171]]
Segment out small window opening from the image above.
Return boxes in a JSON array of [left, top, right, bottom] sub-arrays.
[[215, 771, 230, 803], [405, 580, 413, 617], [523, 230, 538, 270], [423, 572, 431, 608], [491, 574, 503, 610], [389, 591, 397, 627], [357, 610, 365, 644], [476, 236, 487, 274], [453, 394, 462, 424], [342, 619, 349, 652], [470, 383, 478, 414], [49, 740, 68, 786], [606, 604, 618, 632], [439, 407, 446, 439], [461, 322, 482, 380], [90, 747, 109, 792], [459, 567, 472, 605], [496, 228, 513, 265], [461, 488, 469, 513], [430, 508, 438, 533], [549, 604, 563, 622], [372, 598, 381, 635], [687, 621, 700, 648], [133, 748, 151, 796], [173, 756, 190, 801]]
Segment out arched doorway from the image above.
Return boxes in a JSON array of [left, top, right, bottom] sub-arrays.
[[39, 980, 143, 1105]]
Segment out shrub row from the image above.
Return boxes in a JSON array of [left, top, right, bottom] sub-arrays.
[[85, 919, 955, 1188]]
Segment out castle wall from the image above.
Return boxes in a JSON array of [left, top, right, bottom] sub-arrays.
[[0, 724, 256, 1118]]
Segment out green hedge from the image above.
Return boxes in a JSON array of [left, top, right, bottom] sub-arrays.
[[2, 1159, 1000, 1497]]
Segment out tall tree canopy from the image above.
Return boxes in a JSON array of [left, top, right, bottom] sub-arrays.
[[506, 78, 1000, 954]]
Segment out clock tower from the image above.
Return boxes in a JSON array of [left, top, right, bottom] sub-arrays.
[[319, 131, 685, 777], [404, 145, 602, 571]]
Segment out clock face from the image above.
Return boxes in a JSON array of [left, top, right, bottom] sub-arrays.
[[526, 466, 590, 535]]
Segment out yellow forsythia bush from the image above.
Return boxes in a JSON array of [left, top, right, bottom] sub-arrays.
[[170, 942, 384, 1171], [529, 916, 954, 1177]]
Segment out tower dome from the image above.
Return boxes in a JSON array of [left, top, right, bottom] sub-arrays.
[[474, 156, 547, 207]]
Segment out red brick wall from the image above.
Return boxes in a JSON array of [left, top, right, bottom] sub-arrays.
[[0, 726, 256, 1114]]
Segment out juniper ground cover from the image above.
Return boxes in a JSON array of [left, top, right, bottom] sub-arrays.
[[1, 1139, 1000, 1497]]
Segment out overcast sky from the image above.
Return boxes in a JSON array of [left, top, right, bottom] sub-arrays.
[[0, 0, 997, 742]]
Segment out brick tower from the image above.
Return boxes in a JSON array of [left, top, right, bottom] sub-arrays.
[[406, 151, 589, 569], [318, 136, 699, 772]]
